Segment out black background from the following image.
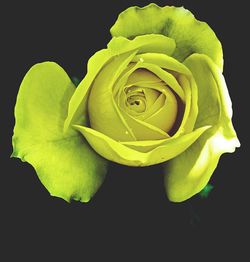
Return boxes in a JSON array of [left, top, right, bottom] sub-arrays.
[[2, 0, 248, 259]]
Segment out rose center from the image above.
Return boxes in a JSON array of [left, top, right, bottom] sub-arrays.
[[126, 87, 147, 113], [125, 84, 161, 115]]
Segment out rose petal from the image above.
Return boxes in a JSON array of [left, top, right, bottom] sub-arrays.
[[164, 54, 240, 202], [88, 50, 137, 141], [132, 53, 191, 76], [111, 3, 223, 69], [74, 124, 209, 166], [108, 34, 176, 56], [12, 62, 107, 202]]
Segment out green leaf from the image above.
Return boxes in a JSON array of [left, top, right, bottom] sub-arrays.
[[12, 62, 107, 202], [199, 184, 214, 199], [110, 3, 223, 69], [164, 54, 240, 202]]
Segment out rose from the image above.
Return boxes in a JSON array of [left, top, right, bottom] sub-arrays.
[[12, 4, 240, 203]]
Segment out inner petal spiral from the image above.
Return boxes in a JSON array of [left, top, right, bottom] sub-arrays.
[[121, 68, 178, 134]]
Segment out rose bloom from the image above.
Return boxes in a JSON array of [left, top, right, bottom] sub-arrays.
[[12, 4, 240, 203]]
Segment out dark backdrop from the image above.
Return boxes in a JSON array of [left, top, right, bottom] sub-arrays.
[[2, 0, 247, 259]]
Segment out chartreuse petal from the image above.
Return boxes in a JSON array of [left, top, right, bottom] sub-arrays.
[[137, 63, 194, 137], [138, 91, 165, 120], [143, 85, 177, 133], [164, 54, 240, 202], [88, 50, 137, 142], [74, 124, 209, 166], [108, 34, 175, 56], [132, 53, 192, 76], [12, 62, 107, 202], [181, 76, 198, 133], [118, 110, 169, 140], [139, 63, 185, 102], [126, 67, 162, 85], [172, 74, 198, 137], [64, 49, 112, 131], [110, 3, 223, 69]]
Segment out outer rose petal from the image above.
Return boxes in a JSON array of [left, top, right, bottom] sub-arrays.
[[164, 54, 240, 202], [12, 62, 108, 202], [107, 34, 175, 56], [64, 49, 112, 130], [110, 3, 223, 69], [75, 124, 209, 166]]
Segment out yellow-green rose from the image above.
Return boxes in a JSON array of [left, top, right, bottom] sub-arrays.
[[12, 4, 240, 203]]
